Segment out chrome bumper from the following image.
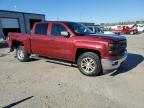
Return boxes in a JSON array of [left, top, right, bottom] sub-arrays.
[[101, 51, 128, 71]]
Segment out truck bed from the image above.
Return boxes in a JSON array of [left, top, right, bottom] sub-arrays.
[[7, 32, 31, 53]]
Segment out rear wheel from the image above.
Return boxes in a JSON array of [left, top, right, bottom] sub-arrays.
[[77, 52, 102, 76], [16, 46, 30, 62]]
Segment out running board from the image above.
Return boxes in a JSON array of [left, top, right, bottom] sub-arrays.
[[30, 55, 77, 67]]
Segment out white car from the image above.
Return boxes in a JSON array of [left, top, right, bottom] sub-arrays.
[[103, 30, 115, 35], [95, 27, 114, 35], [136, 24, 144, 32]]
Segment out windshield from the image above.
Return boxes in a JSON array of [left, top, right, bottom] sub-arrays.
[[66, 22, 95, 35]]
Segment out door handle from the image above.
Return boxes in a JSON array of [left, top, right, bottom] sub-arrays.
[[48, 39, 54, 42]]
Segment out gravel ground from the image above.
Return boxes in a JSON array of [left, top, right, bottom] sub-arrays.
[[0, 33, 144, 108]]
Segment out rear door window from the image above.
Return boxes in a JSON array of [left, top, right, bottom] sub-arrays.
[[35, 23, 48, 35]]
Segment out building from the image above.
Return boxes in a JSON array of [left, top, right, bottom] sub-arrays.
[[0, 10, 45, 40]]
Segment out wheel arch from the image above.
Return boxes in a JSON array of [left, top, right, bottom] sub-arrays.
[[10, 40, 24, 51], [75, 48, 101, 62]]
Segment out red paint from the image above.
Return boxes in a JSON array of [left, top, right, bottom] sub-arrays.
[[7, 21, 127, 62]]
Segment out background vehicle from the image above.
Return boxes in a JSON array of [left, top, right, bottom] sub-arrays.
[[7, 21, 127, 76], [112, 25, 138, 35], [135, 24, 144, 32], [99, 27, 114, 35], [89, 26, 114, 35]]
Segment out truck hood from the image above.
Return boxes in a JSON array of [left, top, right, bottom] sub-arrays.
[[87, 34, 126, 41]]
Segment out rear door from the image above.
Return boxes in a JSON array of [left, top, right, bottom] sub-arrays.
[[30, 23, 52, 56]]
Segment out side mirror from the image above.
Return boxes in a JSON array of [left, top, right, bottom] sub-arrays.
[[61, 31, 70, 37]]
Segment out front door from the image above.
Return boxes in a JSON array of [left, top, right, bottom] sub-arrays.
[[49, 23, 74, 61]]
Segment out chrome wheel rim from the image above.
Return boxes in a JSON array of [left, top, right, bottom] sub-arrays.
[[17, 49, 24, 60], [81, 57, 96, 73]]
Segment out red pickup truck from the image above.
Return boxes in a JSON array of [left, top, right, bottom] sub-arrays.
[[7, 21, 127, 76]]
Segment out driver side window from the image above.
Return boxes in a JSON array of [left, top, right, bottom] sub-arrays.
[[51, 24, 67, 36]]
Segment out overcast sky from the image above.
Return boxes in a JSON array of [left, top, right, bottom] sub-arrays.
[[0, 0, 144, 24]]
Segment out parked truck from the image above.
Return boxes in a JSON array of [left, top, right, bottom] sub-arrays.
[[112, 25, 138, 35], [7, 21, 127, 76]]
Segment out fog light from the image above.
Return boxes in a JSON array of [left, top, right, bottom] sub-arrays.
[[112, 61, 118, 66]]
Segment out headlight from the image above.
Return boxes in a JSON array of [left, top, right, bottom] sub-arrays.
[[108, 42, 118, 50]]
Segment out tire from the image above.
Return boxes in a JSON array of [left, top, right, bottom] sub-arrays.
[[77, 52, 102, 76], [16, 46, 30, 62], [130, 31, 134, 35]]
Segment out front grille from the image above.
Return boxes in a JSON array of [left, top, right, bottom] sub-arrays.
[[116, 40, 127, 55], [110, 40, 127, 56], [119, 40, 127, 48]]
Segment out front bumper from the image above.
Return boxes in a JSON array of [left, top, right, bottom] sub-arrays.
[[101, 51, 128, 72]]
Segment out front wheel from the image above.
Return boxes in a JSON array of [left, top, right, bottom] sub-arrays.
[[16, 46, 30, 62], [77, 52, 102, 76]]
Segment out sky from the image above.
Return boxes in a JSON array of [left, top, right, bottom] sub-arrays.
[[0, 0, 144, 24]]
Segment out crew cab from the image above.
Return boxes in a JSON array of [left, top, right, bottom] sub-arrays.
[[7, 21, 127, 76]]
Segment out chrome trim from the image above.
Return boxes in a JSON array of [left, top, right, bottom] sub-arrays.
[[81, 57, 96, 73], [17, 49, 24, 60], [101, 51, 128, 71]]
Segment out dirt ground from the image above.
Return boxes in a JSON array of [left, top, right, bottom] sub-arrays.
[[0, 33, 144, 108]]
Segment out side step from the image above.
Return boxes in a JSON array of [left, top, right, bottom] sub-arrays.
[[30, 55, 77, 67]]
